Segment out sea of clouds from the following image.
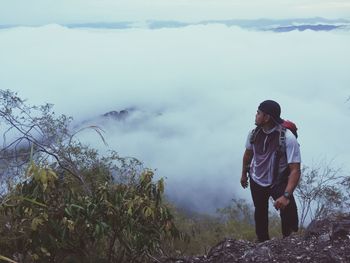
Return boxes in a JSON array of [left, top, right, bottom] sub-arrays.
[[1, 24, 349, 213]]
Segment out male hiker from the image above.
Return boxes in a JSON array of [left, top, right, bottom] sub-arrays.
[[240, 100, 301, 242]]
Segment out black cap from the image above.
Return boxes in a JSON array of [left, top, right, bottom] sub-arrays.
[[258, 100, 284, 124]]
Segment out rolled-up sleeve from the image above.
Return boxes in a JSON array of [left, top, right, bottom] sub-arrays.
[[285, 131, 301, 164]]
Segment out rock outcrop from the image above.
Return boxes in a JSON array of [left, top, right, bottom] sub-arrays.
[[102, 109, 130, 121], [162, 214, 350, 263]]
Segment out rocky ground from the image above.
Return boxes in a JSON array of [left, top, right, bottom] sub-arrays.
[[161, 214, 350, 263]]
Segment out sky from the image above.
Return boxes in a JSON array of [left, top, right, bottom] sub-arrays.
[[1, 0, 350, 24], [0, 1, 350, 213]]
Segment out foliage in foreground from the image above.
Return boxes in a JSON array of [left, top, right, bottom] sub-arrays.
[[0, 89, 181, 262], [0, 161, 179, 263], [295, 161, 349, 226]]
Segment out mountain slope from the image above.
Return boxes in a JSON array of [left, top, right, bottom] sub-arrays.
[[163, 214, 350, 263]]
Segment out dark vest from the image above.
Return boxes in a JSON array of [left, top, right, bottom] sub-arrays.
[[253, 128, 280, 156], [251, 126, 289, 186]]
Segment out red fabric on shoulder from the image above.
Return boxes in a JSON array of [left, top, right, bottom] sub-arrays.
[[282, 120, 298, 138]]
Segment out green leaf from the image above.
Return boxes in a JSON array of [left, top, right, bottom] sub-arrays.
[[143, 207, 154, 218], [70, 204, 84, 210], [157, 178, 164, 194], [47, 169, 58, 179], [40, 247, 51, 256], [0, 255, 18, 263], [40, 169, 48, 191], [22, 197, 47, 207], [95, 224, 101, 237], [64, 208, 72, 217], [128, 207, 133, 215], [31, 217, 44, 231]]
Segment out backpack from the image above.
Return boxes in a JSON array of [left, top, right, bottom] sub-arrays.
[[282, 120, 298, 139], [249, 119, 298, 150], [249, 120, 298, 185]]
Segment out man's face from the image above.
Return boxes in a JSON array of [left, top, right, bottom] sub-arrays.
[[255, 110, 268, 126]]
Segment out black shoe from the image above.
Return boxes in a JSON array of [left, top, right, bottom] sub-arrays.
[[283, 229, 299, 238]]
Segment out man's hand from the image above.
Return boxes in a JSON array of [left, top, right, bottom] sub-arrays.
[[241, 149, 253, 189], [241, 175, 248, 189], [274, 196, 290, 210]]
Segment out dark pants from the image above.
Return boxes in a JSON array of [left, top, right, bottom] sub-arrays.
[[250, 178, 298, 241]]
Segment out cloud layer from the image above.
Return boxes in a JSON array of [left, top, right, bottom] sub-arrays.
[[1, 24, 349, 212]]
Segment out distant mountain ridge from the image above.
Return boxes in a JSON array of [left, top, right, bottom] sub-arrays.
[[1, 18, 350, 32], [272, 24, 345, 32]]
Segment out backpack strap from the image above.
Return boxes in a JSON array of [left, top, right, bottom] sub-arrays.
[[278, 126, 287, 153], [249, 127, 261, 144], [271, 126, 288, 186], [250, 126, 286, 150]]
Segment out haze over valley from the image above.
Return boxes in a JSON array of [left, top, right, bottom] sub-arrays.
[[1, 15, 349, 213]]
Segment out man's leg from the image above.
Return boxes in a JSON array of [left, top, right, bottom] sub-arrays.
[[250, 178, 270, 242], [271, 183, 299, 237], [280, 195, 298, 237]]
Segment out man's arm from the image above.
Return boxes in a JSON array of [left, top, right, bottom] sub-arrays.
[[241, 149, 253, 188], [284, 163, 301, 194], [274, 163, 301, 209]]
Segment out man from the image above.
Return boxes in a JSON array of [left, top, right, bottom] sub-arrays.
[[241, 100, 301, 242]]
